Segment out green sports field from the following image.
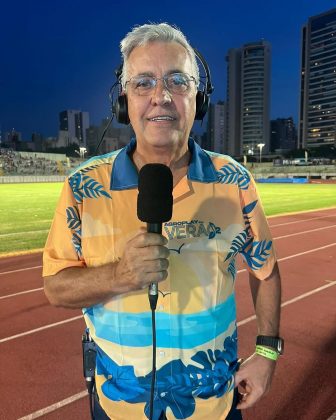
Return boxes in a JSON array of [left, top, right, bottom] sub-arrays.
[[0, 182, 335, 255]]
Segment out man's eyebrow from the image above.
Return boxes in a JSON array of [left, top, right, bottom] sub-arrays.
[[133, 72, 154, 77], [166, 69, 184, 75], [132, 70, 185, 78]]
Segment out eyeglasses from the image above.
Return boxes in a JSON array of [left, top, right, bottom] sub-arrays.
[[125, 72, 197, 96]]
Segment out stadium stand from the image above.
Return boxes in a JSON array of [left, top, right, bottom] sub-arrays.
[[0, 149, 81, 176]]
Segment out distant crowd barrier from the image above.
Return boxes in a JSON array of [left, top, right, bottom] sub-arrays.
[[0, 175, 66, 184]]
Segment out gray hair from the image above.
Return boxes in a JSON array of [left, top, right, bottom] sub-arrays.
[[120, 23, 199, 89]]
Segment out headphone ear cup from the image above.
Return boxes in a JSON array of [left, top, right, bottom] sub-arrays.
[[195, 91, 209, 120], [115, 95, 130, 125]]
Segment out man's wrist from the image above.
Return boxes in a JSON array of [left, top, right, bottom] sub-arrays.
[[256, 335, 284, 355]]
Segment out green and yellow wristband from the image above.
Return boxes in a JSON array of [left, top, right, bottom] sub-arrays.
[[255, 345, 279, 361]]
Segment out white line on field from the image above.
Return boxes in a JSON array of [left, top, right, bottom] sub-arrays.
[[0, 229, 49, 237], [0, 287, 43, 300], [0, 315, 84, 343], [17, 390, 88, 420], [270, 213, 336, 228], [277, 242, 336, 262], [237, 280, 336, 326], [273, 224, 336, 240], [236, 242, 336, 275], [0, 265, 42, 276], [15, 279, 336, 420]]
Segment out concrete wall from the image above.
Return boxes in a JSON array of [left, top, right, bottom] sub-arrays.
[[0, 175, 66, 184]]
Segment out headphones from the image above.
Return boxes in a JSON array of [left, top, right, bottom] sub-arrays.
[[112, 47, 214, 125]]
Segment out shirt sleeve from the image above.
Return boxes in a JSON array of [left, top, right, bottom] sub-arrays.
[[43, 178, 86, 277], [239, 172, 277, 280]]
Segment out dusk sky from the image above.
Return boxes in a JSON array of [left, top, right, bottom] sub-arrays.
[[1, 0, 336, 140]]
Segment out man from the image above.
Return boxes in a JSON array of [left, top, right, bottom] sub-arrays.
[[43, 23, 282, 420]]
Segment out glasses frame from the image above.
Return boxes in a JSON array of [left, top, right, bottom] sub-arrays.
[[125, 72, 197, 96]]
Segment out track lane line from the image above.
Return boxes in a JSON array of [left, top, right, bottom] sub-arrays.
[[269, 212, 336, 228], [0, 287, 43, 300], [0, 315, 83, 343], [236, 242, 336, 275], [238, 281, 336, 326], [0, 265, 42, 275], [0, 229, 49, 237], [273, 224, 336, 240], [17, 390, 88, 420], [277, 242, 336, 262], [15, 280, 336, 420]]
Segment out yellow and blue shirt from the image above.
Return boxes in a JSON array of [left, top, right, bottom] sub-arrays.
[[43, 138, 277, 420]]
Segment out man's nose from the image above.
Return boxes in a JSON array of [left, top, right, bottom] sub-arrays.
[[151, 79, 172, 105]]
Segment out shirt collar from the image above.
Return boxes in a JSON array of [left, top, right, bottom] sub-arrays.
[[110, 137, 218, 190]]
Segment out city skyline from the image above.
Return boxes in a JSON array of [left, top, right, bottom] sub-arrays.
[[1, 1, 336, 140]]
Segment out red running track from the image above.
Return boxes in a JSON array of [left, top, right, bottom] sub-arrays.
[[0, 208, 335, 420]]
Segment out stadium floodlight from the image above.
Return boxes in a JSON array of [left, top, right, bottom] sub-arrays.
[[257, 143, 265, 163], [79, 147, 87, 159]]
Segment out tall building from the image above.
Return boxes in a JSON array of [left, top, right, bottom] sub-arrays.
[[58, 110, 90, 148], [4, 129, 22, 149], [31, 132, 44, 152], [270, 117, 297, 152], [206, 101, 226, 153], [299, 8, 336, 149], [226, 40, 271, 157]]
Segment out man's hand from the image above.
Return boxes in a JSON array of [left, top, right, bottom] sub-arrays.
[[234, 353, 276, 409], [114, 228, 170, 292]]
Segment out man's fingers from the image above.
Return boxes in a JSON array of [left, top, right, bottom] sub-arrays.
[[142, 258, 169, 273], [133, 230, 168, 247], [234, 372, 242, 387], [236, 387, 261, 409], [143, 270, 168, 284]]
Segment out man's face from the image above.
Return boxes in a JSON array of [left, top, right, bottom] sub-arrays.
[[125, 41, 197, 151]]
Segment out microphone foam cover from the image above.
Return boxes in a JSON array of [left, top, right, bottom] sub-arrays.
[[137, 164, 173, 223]]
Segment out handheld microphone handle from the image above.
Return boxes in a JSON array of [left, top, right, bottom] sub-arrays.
[[147, 223, 161, 309], [147, 223, 162, 234]]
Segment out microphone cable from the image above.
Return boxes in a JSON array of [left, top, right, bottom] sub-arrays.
[[149, 290, 158, 420]]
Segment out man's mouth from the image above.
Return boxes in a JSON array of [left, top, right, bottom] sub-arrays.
[[147, 115, 175, 122]]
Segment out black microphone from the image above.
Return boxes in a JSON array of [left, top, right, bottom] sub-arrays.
[[137, 163, 173, 308]]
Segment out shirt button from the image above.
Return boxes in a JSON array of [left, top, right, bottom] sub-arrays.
[[158, 305, 164, 311], [159, 351, 165, 357]]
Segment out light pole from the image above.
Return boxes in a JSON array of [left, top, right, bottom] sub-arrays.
[[257, 143, 265, 163], [75, 147, 87, 160], [79, 147, 87, 160]]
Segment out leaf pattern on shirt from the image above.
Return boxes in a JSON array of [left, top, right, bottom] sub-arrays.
[[241, 240, 273, 270], [224, 229, 251, 262], [225, 198, 272, 273], [66, 206, 81, 230], [216, 162, 250, 190], [96, 329, 238, 420], [68, 165, 112, 203], [242, 199, 258, 234], [227, 259, 236, 280], [66, 206, 82, 258]]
